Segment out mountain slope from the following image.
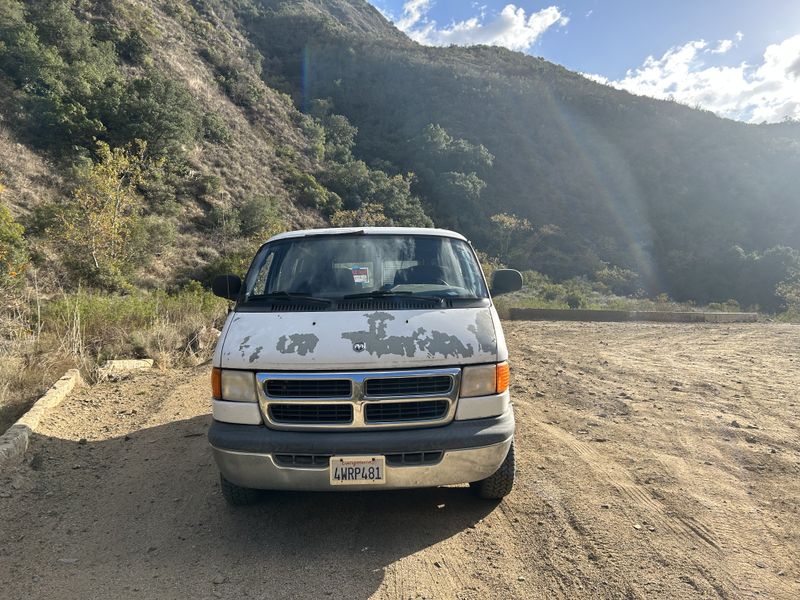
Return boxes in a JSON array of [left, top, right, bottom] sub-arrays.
[[1, 0, 798, 309], [238, 0, 800, 304]]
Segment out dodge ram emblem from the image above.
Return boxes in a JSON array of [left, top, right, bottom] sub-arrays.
[[353, 342, 366, 352]]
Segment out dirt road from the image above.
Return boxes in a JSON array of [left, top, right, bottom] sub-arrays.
[[1, 322, 798, 599]]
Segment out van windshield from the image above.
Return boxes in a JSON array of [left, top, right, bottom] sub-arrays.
[[242, 234, 488, 304]]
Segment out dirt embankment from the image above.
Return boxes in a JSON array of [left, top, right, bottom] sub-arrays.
[[0, 322, 798, 599]]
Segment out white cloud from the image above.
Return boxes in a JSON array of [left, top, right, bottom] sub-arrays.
[[588, 34, 800, 123], [392, 2, 568, 52], [395, 0, 431, 31], [711, 39, 733, 54]]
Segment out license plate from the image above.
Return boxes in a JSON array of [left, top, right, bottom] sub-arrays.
[[330, 455, 386, 485]]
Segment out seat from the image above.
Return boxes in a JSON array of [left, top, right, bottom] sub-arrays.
[[330, 267, 357, 292], [393, 265, 446, 286], [290, 266, 356, 295]]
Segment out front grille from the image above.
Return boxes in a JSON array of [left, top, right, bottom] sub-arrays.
[[385, 451, 443, 466], [258, 368, 459, 429], [265, 379, 351, 398], [364, 400, 449, 422], [274, 454, 331, 468], [269, 403, 352, 424], [365, 375, 452, 397]]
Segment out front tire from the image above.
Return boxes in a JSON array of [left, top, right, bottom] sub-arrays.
[[471, 442, 515, 499], [220, 474, 260, 506]]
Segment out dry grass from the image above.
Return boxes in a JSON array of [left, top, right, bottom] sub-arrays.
[[0, 282, 228, 434]]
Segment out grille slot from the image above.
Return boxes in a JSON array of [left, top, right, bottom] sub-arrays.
[[365, 375, 452, 397], [269, 303, 322, 312], [385, 451, 443, 467], [336, 299, 453, 311], [269, 403, 352, 424], [364, 400, 449, 423], [274, 454, 331, 468], [265, 379, 351, 398]]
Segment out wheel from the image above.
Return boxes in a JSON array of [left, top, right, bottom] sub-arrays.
[[219, 474, 260, 506], [470, 442, 515, 500]]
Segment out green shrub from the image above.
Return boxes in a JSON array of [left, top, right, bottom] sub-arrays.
[[0, 197, 29, 289], [238, 196, 283, 238], [195, 173, 223, 199], [117, 29, 150, 65], [202, 113, 232, 145], [331, 203, 390, 227], [564, 292, 586, 309], [707, 299, 741, 312], [285, 167, 341, 214], [595, 264, 640, 296]]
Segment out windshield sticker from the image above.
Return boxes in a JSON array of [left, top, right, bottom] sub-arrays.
[[351, 266, 369, 284], [276, 333, 319, 356], [334, 261, 373, 286], [341, 312, 475, 359]]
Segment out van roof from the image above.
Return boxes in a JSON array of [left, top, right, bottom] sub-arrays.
[[266, 227, 468, 243]]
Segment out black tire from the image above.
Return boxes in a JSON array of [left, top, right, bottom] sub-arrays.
[[220, 474, 260, 506], [471, 442, 515, 500]]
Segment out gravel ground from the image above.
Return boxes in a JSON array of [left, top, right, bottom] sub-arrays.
[[0, 321, 798, 599]]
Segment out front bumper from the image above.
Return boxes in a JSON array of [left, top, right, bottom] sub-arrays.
[[208, 409, 515, 491]]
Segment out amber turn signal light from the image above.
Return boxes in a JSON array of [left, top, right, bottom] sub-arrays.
[[211, 367, 222, 400], [495, 362, 510, 394]]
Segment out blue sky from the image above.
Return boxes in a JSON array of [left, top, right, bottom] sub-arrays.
[[368, 1, 800, 123]]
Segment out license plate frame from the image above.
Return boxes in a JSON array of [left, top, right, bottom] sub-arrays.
[[330, 455, 386, 486]]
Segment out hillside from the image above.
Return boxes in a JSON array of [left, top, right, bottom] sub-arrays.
[[0, 0, 429, 291], [239, 0, 800, 307], [0, 0, 799, 309]]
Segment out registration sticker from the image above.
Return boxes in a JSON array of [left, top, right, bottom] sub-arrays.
[[351, 266, 370, 284], [330, 455, 386, 485]]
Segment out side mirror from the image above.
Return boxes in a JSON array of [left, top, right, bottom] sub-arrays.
[[491, 269, 523, 296], [212, 274, 242, 301]]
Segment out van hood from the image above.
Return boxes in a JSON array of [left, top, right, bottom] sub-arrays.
[[216, 307, 502, 371]]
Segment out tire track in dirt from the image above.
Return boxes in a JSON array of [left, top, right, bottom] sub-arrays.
[[535, 421, 722, 552], [509, 322, 799, 599], [531, 404, 785, 599]]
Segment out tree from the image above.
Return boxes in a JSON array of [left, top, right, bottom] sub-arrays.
[[47, 141, 150, 289], [105, 73, 200, 157], [776, 269, 800, 316], [415, 124, 494, 175], [489, 213, 532, 263], [319, 161, 431, 227]]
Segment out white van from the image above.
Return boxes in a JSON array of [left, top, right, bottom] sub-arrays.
[[208, 227, 522, 504]]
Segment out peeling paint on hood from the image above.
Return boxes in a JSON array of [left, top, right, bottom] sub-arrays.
[[216, 307, 501, 370], [341, 311, 475, 359]]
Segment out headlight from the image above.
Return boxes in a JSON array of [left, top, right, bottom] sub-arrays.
[[212, 368, 257, 402], [460, 362, 509, 397]]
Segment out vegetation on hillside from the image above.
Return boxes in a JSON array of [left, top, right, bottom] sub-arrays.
[[2, 0, 797, 311], [239, 0, 800, 312]]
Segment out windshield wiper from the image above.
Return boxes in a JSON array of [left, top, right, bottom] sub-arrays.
[[342, 290, 443, 304], [248, 292, 332, 305]]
